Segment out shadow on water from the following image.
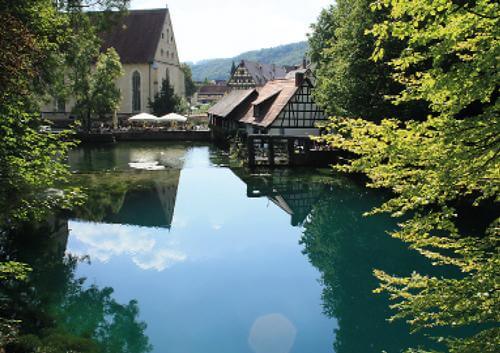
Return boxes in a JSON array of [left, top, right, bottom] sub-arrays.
[[0, 217, 153, 353]]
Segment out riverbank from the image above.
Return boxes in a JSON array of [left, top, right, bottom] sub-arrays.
[[76, 130, 211, 143]]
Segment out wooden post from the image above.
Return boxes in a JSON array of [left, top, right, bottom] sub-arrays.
[[287, 138, 294, 166], [247, 135, 255, 167], [268, 136, 275, 167]]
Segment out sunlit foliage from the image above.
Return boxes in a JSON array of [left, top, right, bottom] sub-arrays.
[[313, 0, 499, 351]]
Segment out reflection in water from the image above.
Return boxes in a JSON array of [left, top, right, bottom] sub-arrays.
[[231, 168, 329, 226], [73, 170, 180, 229], [299, 179, 444, 353], [2, 143, 448, 353], [69, 221, 186, 271], [0, 218, 152, 353], [233, 170, 445, 352]]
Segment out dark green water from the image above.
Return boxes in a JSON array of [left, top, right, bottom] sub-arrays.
[[1, 142, 443, 353]]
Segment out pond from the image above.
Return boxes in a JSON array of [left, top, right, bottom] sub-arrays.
[[2, 142, 443, 353]]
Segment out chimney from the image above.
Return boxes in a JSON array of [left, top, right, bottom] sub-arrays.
[[295, 72, 305, 87]]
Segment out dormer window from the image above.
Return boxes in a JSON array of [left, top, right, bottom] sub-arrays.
[[254, 105, 261, 118]]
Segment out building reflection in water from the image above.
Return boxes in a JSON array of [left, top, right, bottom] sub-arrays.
[[230, 168, 329, 227]]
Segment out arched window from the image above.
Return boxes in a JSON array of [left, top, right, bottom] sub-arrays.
[[132, 71, 141, 112], [165, 68, 170, 83]]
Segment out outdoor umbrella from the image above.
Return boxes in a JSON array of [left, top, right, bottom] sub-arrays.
[[128, 112, 159, 122], [158, 113, 188, 123]]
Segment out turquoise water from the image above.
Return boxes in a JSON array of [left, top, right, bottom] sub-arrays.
[[1, 142, 442, 353]]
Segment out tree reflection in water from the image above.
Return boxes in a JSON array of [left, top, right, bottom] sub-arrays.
[[232, 167, 447, 352], [0, 218, 152, 353], [299, 177, 444, 353]]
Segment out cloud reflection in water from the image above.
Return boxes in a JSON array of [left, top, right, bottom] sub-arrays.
[[68, 220, 186, 271]]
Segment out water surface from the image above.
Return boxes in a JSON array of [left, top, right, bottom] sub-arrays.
[[3, 142, 441, 353]]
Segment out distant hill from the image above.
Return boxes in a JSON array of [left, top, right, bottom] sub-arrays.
[[189, 41, 308, 82]]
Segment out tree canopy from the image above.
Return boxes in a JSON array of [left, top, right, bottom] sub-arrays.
[[181, 63, 197, 99], [148, 79, 183, 116], [308, 0, 428, 121], [313, 0, 499, 351]]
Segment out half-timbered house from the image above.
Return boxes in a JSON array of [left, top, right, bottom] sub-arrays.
[[208, 88, 258, 132], [227, 60, 288, 90], [240, 72, 326, 136]]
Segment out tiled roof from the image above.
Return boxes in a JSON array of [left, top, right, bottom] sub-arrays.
[[208, 88, 256, 117], [240, 79, 300, 128], [99, 9, 167, 64], [198, 85, 230, 95], [241, 60, 287, 85]]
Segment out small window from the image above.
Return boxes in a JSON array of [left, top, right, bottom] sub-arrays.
[[161, 33, 164, 39], [161, 49, 164, 56]]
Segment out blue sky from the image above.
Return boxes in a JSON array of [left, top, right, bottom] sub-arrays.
[[130, 0, 331, 63]]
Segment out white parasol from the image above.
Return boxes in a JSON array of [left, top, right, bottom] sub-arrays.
[[157, 113, 188, 123], [128, 113, 159, 122]]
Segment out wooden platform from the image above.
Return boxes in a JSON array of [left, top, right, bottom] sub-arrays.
[[246, 135, 339, 167]]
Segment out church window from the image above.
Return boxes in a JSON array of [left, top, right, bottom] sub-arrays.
[[132, 71, 141, 112]]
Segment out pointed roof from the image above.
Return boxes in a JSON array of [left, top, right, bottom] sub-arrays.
[[240, 79, 301, 127], [208, 88, 256, 118], [99, 8, 167, 64], [239, 60, 287, 85]]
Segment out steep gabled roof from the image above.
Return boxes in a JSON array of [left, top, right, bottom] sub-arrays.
[[99, 9, 167, 64], [241, 60, 287, 85], [240, 79, 300, 127], [208, 88, 256, 117], [198, 85, 230, 95]]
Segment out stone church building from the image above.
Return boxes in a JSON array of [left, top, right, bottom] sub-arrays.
[[43, 6, 185, 119]]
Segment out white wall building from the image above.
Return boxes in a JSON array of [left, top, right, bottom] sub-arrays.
[[43, 6, 185, 119]]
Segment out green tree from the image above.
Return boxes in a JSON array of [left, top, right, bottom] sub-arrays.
[[309, 0, 427, 121], [317, 0, 499, 351], [181, 63, 196, 98], [230, 61, 236, 76], [148, 78, 182, 116], [90, 48, 124, 120], [0, 1, 80, 226]]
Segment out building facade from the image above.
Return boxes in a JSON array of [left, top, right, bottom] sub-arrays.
[[42, 7, 185, 120], [210, 72, 327, 137], [227, 60, 288, 90]]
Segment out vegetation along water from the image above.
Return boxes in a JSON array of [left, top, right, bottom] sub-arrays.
[[0, 0, 498, 352]]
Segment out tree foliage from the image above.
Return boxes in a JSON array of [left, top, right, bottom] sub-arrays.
[[308, 0, 427, 121], [148, 79, 183, 116], [315, 0, 499, 351], [0, 1, 80, 226], [181, 63, 196, 98], [90, 48, 124, 120]]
